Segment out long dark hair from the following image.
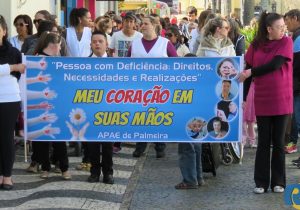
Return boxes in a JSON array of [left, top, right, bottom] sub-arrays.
[[252, 11, 283, 48], [0, 14, 8, 42], [69, 8, 89, 27]]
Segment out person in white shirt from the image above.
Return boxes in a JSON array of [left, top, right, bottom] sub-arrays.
[[65, 8, 92, 57], [87, 32, 114, 184], [109, 12, 142, 57], [0, 15, 26, 190]]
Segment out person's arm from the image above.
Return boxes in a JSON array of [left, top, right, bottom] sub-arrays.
[[235, 36, 245, 56], [294, 51, 300, 78], [243, 63, 252, 101], [251, 55, 288, 77], [167, 41, 178, 57]]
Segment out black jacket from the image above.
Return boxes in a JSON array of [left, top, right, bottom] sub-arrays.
[[0, 40, 22, 80]]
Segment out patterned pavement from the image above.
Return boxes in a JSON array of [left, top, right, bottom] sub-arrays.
[[0, 143, 138, 210]]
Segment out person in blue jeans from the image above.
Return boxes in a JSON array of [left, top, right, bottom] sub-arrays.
[[175, 143, 204, 189]]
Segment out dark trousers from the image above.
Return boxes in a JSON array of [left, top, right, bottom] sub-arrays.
[[39, 142, 69, 172], [0, 102, 20, 177], [135, 142, 166, 153], [254, 115, 289, 190], [81, 142, 90, 163], [88, 142, 113, 176]]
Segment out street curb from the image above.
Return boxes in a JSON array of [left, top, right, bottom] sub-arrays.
[[119, 144, 150, 210]]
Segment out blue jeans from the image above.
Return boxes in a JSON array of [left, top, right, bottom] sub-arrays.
[[178, 143, 203, 185], [290, 96, 300, 144]]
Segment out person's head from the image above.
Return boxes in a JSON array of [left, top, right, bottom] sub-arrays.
[[189, 119, 205, 133], [227, 18, 241, 41], [217, 58, 236, 78], [34, 10, 53, 30], [150, 14, 162, 35], [141, 15, 160, 38], [13, 15, 33, 37], [253, 11, 285, 48], [186, 6, 197, 22], [96, 16, 112, 34], [284, 9, 300, 33], [69, 8, 92, 27], [222, 80, 231, 93], [37, 20, 58, 37], [197, 10, 212, 30], [165, 26, 181, 44], [90, 31, 108, 57], [229, 102, 237, 113], [203, 16, 229, 38], [112, 15, 122, 30], [0, 15, 8, 45], [212, 118, 222, 132], [34, 31, 61, 55], [122, 12, 136, 32]]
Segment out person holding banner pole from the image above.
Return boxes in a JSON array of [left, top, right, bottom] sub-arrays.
[[239, 11, 293, 194], [0, 15, 26, 190], [127, 15, 178, 158], [86, 31, 114, 184], [33, 31, 71, 180]]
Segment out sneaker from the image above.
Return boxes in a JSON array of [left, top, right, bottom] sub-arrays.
[[87, 175, 99, 183], [132, 150, 144, 158], [113, 146, 121, 154], [156, 151, 166, 158], [26, 162, 39, 173], [253, 187, 265, 194], [76, 162, 90, 171], [40, 171, 49, 179], [249, 143, 257, 148], [85, 163, 91, 172], [62, 171, 72, 180], [292, 157, 300, 165], [285, 143, 297, 154], [273, 186, 284, 193], [198, 179, 205, 186]]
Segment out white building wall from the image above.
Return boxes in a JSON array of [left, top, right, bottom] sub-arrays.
[[0, 0, 53, 37]]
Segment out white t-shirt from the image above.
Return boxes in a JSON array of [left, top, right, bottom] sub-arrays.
[[109, 30, 142, 57], [66, 27, 92, 57], [0, 64, 20, 102]]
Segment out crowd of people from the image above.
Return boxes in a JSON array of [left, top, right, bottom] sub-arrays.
[[0, 5, 299, 196]]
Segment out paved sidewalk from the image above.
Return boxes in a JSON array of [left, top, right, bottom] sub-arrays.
[[128, 143, 299, 210], [1, 142, 299, 209]]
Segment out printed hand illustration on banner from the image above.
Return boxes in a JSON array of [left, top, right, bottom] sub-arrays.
[[27, 101, 54, 110], [27, 71, 52, 84], [65, 121, 89, 141], [66, 108, 89, 140], [27, 124, 61, 139], [27, 88, 57, 100], [66, 121, 79, 140], [78, 122, 90, 141], [28, 111, 58, 126], [26, 58, 47, 70]]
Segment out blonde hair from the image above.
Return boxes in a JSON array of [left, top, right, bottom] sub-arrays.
[[203, 16, 227, 37]]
